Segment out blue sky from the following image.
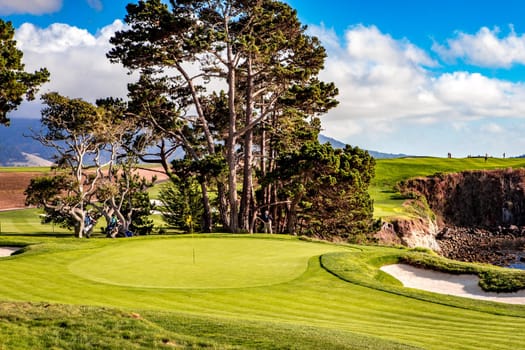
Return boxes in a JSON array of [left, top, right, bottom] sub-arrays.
[[3, 0, 525, 157]]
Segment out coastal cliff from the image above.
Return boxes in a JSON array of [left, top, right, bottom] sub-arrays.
[[378, 168, 525, 266]]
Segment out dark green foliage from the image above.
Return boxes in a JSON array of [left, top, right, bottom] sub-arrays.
[[27, 94, 154, 237], [124, 189, 154, 236], [158, 155, 225, 233], [108, 0, 339, 233], [280, 79, 339, 117], [158, 179, 204, 233], [0, 19, 50, 125], [24, 175, 79, 230], [478, 269, 525, 293], [24, 175, 69, 207], [267, 141, 376, 241]]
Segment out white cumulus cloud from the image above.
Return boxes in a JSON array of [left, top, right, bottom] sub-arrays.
[[432, 26, 525, 68], [11, 20, 133, 118], [0, 0, 61, 15], [11, 19, 525, 156], [16, 23, 97, 53], [309, 24, 525, 154]]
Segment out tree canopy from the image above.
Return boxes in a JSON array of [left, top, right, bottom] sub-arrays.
[[25, 0, 378, 242], [0, 19, 49, 125], [266, 142, 377, 241], [26, 93, 153, 238], [108, 0, 343, 234]]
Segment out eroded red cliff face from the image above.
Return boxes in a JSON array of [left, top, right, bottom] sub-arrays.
[[380, 168, 525, 265], [401, 168, 525, 228]]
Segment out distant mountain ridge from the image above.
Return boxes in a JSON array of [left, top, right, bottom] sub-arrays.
[[318, 135, 411, 159], [0, 118, 57, 166], [0, 119, 410, 166]]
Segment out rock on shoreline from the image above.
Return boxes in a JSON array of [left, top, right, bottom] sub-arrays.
[[437, 226, 525, 267]]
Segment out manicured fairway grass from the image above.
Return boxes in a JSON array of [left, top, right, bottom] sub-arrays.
[[372, 157, 525, 218], [0, 208, 71, 236], [0, 234, 524, 349]]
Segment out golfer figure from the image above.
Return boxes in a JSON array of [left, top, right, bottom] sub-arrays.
[[261, 210, 273, 234]]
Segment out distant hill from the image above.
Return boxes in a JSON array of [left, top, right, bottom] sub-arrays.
[[0, 119, 410, 166], [0, 118, 180, 166], [0, 118, 56, 166], [318, 135, 411, 159]]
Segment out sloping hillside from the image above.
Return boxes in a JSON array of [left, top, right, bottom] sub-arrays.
[[373, 157, 525, 265], [318, 134, 411, 158], [0, 118, 56, 166], [0, 171, 44, 210]]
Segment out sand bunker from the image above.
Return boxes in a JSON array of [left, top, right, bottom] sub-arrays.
[[381, 264, 525, 304], [0, 247, 20, 257]]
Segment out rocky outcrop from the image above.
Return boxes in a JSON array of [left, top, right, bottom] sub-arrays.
[[376, 206, 441, 252], [438, 226, 525, 266], [400, 168, 525, 228], [382, 168, 525, 265]]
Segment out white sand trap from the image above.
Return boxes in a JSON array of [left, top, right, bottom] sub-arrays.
[[381, 264, 525, 304], [0, 247, 21, 257]]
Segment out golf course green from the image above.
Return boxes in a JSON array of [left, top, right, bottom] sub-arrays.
[[69, 237, 353, 288], [0, 233, 524, 349]]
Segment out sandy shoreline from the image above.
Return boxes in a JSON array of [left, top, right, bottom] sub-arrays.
[[381, 264, 525, 304], [0, 247, 21, 257]]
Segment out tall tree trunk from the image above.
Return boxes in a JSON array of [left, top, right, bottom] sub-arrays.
[[287, 200, 299, 235], [240, 147, 253, 231], [217, 182, 230, 230], [227, 61, 238, 232], [240, 56, 255, 231], [227, 138, 238, 232], [200, 181, 212, 232], [260, 127, 268, 208], [74, 221, 83, 238], [175, 64, 217, 234]]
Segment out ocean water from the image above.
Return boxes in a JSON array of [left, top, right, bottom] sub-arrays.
[[509, 262, 525, 270]]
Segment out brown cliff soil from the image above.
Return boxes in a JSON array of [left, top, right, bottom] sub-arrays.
[[399, 168, 525, 266], [401, 168, 525, 227]]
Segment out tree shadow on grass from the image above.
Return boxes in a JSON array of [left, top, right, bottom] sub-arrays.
[[0, 232, 73, 238], [380, 189, 409, 200]]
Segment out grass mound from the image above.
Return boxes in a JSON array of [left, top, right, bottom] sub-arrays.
[[399, 253, 525, 293], [0, 302, 210, 349], [0, 301, 422, 350], [320, 248, 525, 316]]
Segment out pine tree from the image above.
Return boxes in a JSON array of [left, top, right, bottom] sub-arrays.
[[107, 0, 337, 232], [0, 19, 49, 125]]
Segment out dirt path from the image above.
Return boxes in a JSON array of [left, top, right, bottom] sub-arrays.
[[381, 264, 525, 304]]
